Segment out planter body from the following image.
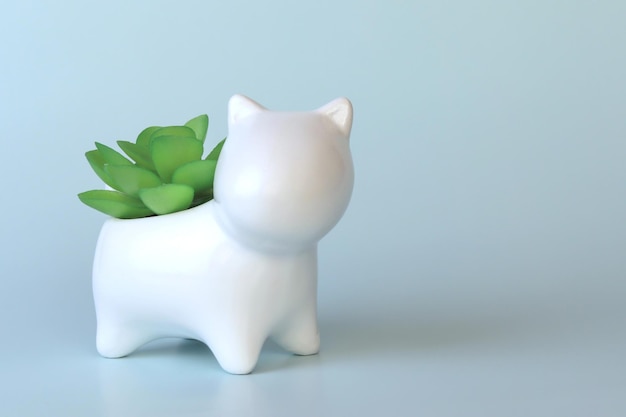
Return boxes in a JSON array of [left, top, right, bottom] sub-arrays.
[[93, 95, 354, 374]]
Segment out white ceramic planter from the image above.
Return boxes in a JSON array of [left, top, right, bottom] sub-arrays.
[[93, 94, 354, 374]]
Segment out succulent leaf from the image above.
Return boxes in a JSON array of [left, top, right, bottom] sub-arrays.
[[184, 114, 209, 143], [104, 165, 162, 196], [136, 126, 161, 148], [150, 136, 203, 182], [78, 190, 153, 219], [95, 142, 132, 166], [171, 159, 217, 193], [149, 126, 197, 142], [138, 184, 194, 215], [117, 140, 154, 169], [206, 138, 226, 160], [85, 150, 120, 190]]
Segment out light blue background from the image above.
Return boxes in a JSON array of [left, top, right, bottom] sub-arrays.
[[1, 1, 625, 416]]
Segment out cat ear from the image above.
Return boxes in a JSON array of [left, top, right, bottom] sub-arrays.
[[317, 97, 353, 138], [228, 94, 266, 126]]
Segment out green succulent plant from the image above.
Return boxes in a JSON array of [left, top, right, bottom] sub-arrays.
[[78, 114, 225, 219]]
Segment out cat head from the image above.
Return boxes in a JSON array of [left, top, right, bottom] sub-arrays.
[[213, 94, 354, 252]]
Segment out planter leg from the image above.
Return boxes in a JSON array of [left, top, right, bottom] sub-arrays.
[[272, 305, 320, 356], [202, 330, 266, 375], [96, 320, 154, 358]]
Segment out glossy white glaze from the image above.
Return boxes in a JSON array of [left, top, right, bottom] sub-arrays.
[[93, 95, 354, 374]]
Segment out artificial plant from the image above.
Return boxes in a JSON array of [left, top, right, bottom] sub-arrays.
[[78, 114, 225, 219]]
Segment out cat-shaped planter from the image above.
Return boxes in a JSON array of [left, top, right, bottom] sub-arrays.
[[93, 94, 354, 374]]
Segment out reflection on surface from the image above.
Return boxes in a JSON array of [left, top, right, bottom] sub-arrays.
[[86, 304, 593, 417], [93, 307, 535, 416], [95, 338, 323, 416]]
